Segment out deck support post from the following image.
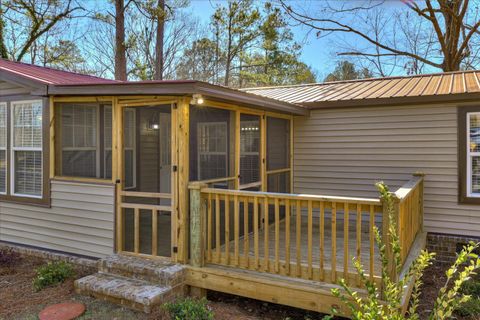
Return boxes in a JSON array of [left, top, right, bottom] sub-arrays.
[[189, 182, 207, 298], [413, 172, 425, 232]]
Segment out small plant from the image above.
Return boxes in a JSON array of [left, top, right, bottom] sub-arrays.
[[163, 297, 214, 320], [328, 182, 480, 320], [33, 261, 75, 291]]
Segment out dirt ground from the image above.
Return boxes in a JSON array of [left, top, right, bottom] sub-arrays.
[[0, 254, 325, 320], [1, 253, 475, 320]]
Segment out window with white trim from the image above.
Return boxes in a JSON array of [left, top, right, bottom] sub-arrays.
[[12, 101, 43, 197], [197, 122, 228, 180], [0, 103, 7, 194], [467, 112, 480, 196]]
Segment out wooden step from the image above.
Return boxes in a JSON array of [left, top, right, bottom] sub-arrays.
[[98, 254, 185, 286], [75, 272, 183, 313]]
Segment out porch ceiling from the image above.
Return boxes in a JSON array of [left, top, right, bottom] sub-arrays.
[[47, 81, 309, 116]]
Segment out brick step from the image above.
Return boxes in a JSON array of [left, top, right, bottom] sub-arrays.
[[75, 272, 183, 313], [98, 254, 185, 286]]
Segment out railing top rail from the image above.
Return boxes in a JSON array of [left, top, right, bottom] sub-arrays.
[[199, 187, 382, 206], [394, 174, 424, 201]]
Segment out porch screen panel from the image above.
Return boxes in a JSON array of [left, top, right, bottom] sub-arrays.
[[240, 114, 260, 186], [266, 117, 290, 193], [0, 103, 6, 193], [123, 108, 136, 188], [60, 104, 98, 177], [12, 101, 42, 196], [190, 106, 233, 184]]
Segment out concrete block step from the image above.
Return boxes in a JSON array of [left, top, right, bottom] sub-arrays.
[[75, 272, 181, 313], [98, 254, 185, 286]]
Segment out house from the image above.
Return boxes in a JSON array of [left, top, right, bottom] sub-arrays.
[[0, 58, 474, 315]]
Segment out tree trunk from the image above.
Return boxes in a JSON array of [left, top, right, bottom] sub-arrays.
[[115, 0, 127, 81], [0, 4, 7, 59], [154, 0, 165, 80]]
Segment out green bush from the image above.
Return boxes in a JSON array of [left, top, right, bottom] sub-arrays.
[[163, 297, 214, 320], [33, 261, 75, 291], [327, 182, 480, 320]]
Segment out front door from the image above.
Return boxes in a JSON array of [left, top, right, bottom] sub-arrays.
[[117, 104, 174, 258]]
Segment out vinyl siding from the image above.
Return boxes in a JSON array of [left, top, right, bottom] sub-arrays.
[[0, 180, 115, 257], [293, 103, 480, 237]]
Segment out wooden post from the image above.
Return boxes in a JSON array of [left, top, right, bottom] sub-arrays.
[[177, 98, 190, 263], [189, 182, 207, 298], [413, 172, 425, 232]]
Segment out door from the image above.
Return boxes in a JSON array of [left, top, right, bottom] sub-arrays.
[[117, 104, 174, 258]]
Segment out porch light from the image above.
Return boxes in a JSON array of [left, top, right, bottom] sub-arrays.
[[192, 94, 204, 105]]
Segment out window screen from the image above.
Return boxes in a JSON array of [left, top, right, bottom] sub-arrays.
[[12, 101, 42, 196], [123, 108, 136, 188], [267, 117, 290, 171], [61, 104, 98, 177], [240, 114, 260, 185], [197, 122, 228, 180]]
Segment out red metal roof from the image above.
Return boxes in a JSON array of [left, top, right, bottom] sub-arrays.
[[0, 58, 118, 85]]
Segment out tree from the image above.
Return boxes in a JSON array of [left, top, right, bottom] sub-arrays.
[[281, 0, 480, 73], [0, 1, 8, 59], [3, 0, 82, 62], [212, 0, 261, 86], [115, 0, 127, 80], [324, 60, 372, 82], [176, 38, 222, 83]]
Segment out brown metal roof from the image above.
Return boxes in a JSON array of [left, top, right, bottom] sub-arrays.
[[243, 70, 480, 108]]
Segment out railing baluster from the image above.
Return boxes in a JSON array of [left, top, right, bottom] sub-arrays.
[[134, 208, 140, 254], [243, 197, 249, 265], [320, 201, 325, 281], [307, 200, 313, 279], [215, 194, 221, 263], [275, 198, 280, 273], [343, 202, 349, 283], [234, 195, 240, 266], [285, 199, 291, 276], [225, 194, 230, 265], [152, 209, 158, 256], [356, 203, 362, 287], [369, 204, 375, 282], [254, 196, 259, 269], [207, 193, 212, 261], [264, 197, 269, 271], [296, 199, 302, 277], [331, 202, 337, 282]]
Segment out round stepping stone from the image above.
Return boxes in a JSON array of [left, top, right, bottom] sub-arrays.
[[39, 302, 86, 320]]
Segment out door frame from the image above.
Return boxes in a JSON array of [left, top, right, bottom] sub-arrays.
[[114, 100, 178, 260]]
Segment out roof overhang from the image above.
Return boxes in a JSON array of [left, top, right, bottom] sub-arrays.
[[303, 92, 480, 110], [0, 70, 47, 95], [47, 81, 309, 116]]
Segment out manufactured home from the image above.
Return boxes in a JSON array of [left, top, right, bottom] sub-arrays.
[[0, 58, 477, 315]]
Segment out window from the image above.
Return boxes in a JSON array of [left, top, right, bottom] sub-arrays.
[[467, 112, 480, 197], [56, 103, 112, 179], [197, 122, 228, 180], [12, 101, 43, 197], [0, 103, 6, 194]]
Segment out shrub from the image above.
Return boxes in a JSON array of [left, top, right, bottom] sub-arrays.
[[163, 297, 214, 320], [328, 182, 480, 320], [33, 261, 75, 291]]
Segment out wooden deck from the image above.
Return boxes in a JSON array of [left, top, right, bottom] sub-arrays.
[[233, 216, 382, 277]]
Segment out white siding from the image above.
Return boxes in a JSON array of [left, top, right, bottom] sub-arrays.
[[293, 103, 480, 237], [0, 180, 115, 257]]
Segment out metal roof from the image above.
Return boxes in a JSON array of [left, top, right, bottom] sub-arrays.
[[243, 70, 480, 108], [0, 58, 118, 85]]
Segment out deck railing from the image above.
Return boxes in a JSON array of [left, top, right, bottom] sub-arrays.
[[189, 174, 424, 290]]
